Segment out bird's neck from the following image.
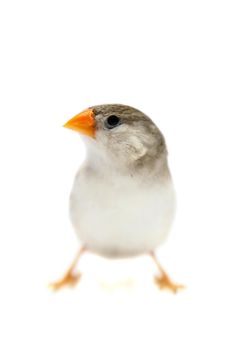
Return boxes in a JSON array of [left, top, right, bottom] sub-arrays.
[[84, 142, 171, 183]]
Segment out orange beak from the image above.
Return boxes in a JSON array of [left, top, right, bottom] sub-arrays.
[[63, 108, 95, 137]]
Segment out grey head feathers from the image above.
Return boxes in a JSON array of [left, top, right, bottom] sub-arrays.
[[86, 104, 169, 178]]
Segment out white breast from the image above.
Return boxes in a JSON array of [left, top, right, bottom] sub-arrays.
[[69, 165, 176, 258]]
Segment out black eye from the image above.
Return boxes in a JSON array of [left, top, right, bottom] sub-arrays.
[[105, 115, 121, 129]]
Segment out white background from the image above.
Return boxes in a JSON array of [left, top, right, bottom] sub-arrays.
[[0, 0, 233, 349]]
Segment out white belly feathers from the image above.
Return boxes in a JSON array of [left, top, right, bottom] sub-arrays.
[[69, 167, 176, 258]]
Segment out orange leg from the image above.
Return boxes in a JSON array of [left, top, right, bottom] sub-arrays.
[[49, 246, 86, 291], [150, 252, 185, 293]]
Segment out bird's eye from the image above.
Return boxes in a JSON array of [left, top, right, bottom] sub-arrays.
[[105, 115, 121, 129]]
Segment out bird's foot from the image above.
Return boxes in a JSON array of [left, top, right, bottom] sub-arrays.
[[155, 273, 185, 293], [49, 270, 81, 291]]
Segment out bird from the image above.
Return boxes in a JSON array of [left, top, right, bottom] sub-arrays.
[[50, 104, 184, 293]]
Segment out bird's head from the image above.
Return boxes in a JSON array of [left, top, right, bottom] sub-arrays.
[[64, 104, 167, 173]]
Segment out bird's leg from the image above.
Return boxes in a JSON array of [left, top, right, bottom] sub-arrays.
[[150, 251, 185, 293], [49, 246, 86, 291]]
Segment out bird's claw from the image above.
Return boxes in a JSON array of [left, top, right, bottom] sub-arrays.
[[49, 270, 81, 291], [155, 273, 185, 293]]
